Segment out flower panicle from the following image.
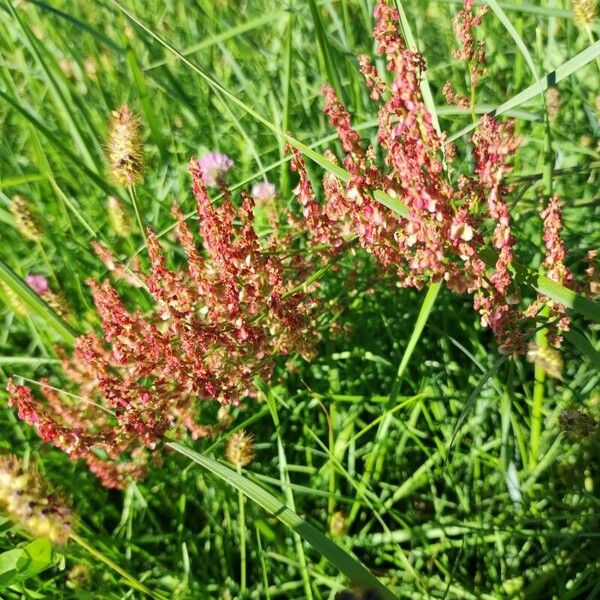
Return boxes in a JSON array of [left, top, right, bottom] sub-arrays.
[[295, 0, 535, 353], [572, 0, 597, 28], [7, 162, 324, 488]]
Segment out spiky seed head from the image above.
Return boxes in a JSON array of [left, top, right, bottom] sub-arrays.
[[83, 57, 98, 82], [329, 510, 347, 538], [67, 564, 92, 589], [217, 406, 233, 430], [107, 195, 132, 238], [0, 282, 28, 316], [559, 407, 598, 440], [225, 431, 255, 468], [106, 105, 144, 187], [0, 454, 73, 545], [10, 195, 42, 241], [526, 343, 564, 380], [572, 0, 597, 27]]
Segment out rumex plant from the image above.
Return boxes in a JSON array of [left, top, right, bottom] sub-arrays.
[[7, 155, 323, 489], [292, 0, 576, 354], [1, 0, 588, 495]]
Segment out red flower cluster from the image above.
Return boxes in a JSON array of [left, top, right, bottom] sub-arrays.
[[452, 0, 488, 88], [7, 162, 321, 488], [293, 0, 571, 353]]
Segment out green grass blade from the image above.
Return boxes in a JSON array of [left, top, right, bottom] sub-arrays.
[[394, 0, 442, 135], [485, 0, 543, 97], [307, 0, 343, 101], [563, 329, 600, 369], [5, 0, 99, 170], [126, 47, 168, 159], [392, 281, 442, 391], [167, 442, 398, 600], [348, 282, 441, 523], [144, 13, 280, 71], [448, 40, 600, 142], [537, 275, 600, 323], [0, 259, 77, 345], [70, 533, 163, 599], [0, 90, 114, 195]]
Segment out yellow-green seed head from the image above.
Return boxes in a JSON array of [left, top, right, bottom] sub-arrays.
[[329, 510, 347, 538], [546, 88, 561, 120], [225, 431, 255, 468], [0, 454, 73, 545], [107, 195, 132, 237], [106, 105, 144, 187], [0, 282, 28, 316], [526, 343, 564, 380], [572, 0, 597, 27], [10, 195, 42, 241]]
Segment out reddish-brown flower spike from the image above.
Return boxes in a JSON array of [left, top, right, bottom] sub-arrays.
[[7, 160, 326, 488]]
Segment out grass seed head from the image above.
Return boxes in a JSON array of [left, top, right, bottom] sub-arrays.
[[572, 0, 597, 27], [106, 105, 144, 187], [527, 343, 564, 379], [10, 195, 42, 241], [0, 454, 73, 545], [559, 407, 598, 440], [225, 431, 255, 468], [107, 195, 132, 237]]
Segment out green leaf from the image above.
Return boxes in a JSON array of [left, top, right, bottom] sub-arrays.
[[167, 442, 399, 600], [0, 538, 57, 591]]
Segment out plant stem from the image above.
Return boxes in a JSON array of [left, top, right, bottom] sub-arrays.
[[127, 185, 147, 244], [70, 532, 161, 599], [237, 464, 247, 594]]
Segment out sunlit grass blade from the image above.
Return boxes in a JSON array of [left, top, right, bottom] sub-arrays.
[[448, 40, 600, 142], [5, 0, 99, 170], [126, 47, 168, 160], [485, 0, 544, 97], [446, 357, 507, 461], [167, 442, 399, 600], [307, 0, 343, 101], [394, 0, 442, 135], [0, 90, 114, 195], [391, 281, 442, 393], [70, 533, 163, 599], [145, 13, 280, 71], [348, 282, 441, 524], [563, 329, 600, 369]]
